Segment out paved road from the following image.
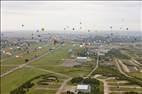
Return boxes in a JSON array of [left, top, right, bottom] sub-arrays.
[[87, 52, 99, 77], [110, 91, 142, 93], [108, 85, 141, 89], [114, 59, 131, 78], [94, 75, 109, 94], [0, 46, 60, 77], [115, 59, 142, 83], [56, 78, 72, 94], [117, 59, 130, 73], [131, 59, 142, 66], [122, 51, 142, 66]]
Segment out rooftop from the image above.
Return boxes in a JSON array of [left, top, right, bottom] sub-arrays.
[[77, 57, 87, 59], [77, 85, 89, 90]]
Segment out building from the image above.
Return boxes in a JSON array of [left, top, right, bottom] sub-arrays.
[[77, 84, 91, 93], [76, 57, 87, 63], [98, 49, 109, 56]]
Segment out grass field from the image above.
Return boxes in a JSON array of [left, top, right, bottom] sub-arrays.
[[5, 43, 142, 94], [128, 72, 142, 79], [27, 73, 67, 94], [1, 44, 66, 94], [1, 43, 54, 74], [1, 43, 96, 94], [1, 67, 47, 94]]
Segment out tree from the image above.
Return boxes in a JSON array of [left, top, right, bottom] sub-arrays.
[[71, 77, 83, 84]]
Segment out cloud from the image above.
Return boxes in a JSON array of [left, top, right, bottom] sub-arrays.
[[1, 1, 141, 32]]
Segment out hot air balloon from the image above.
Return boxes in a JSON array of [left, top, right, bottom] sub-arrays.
[[39, 39, 42, 42], [41, 28, 45, 31], [36, 30, 39, 32], [53, 39, 58, 45], [21, 24, 24, 27], [80, 22, 82, 24], [126, 28, 128, 30], [38, 35, 41, 37], [110, 26, 112, 29], [72, 28, 75, 31], [64, 28, 66, 30], [88, 30, 90, 32]]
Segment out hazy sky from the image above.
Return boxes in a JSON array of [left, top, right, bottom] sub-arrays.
[[1, 1, 142, 32]]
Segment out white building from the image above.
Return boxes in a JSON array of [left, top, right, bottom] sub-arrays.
[[77, 84, 91, 93], [5, 52, 12, 56], [76, 57, 87, 63], [38, 46, 42, 49]]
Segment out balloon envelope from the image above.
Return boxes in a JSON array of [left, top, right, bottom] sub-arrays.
[[21, 24, 24, 27], [41, 28, 45, 31]]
